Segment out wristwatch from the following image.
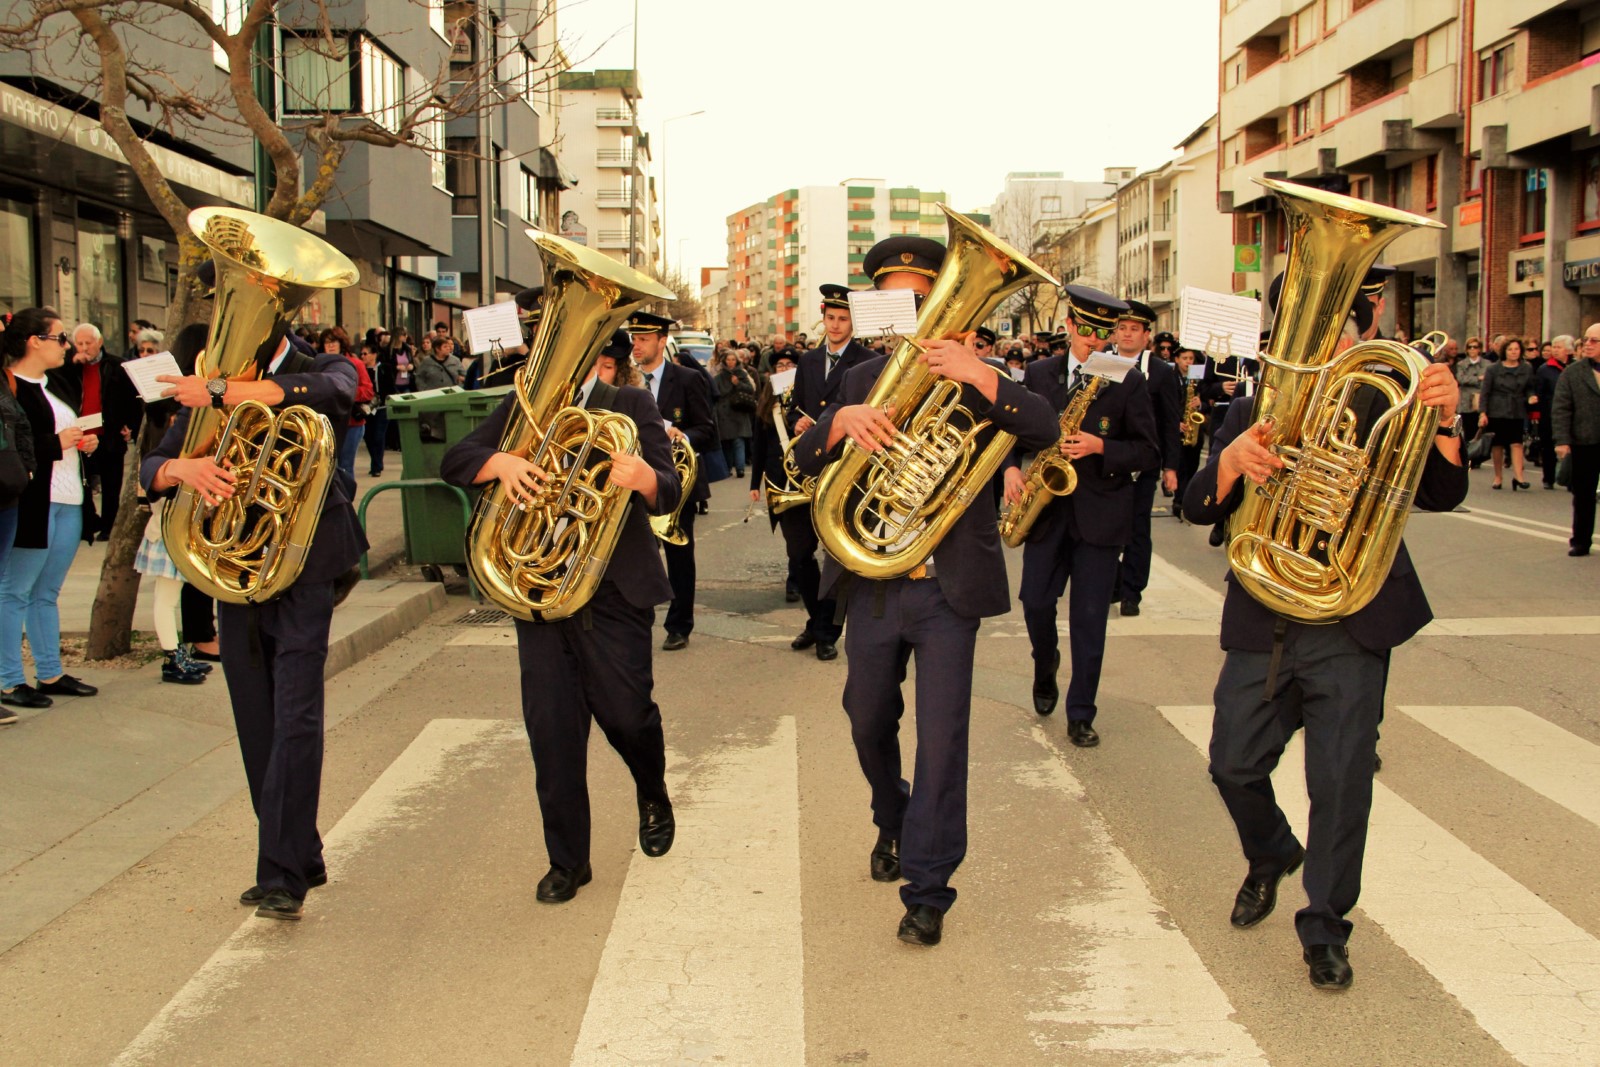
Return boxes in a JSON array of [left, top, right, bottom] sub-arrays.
[[1436, 414, 1463, 438], [206, 377, 228, 410]]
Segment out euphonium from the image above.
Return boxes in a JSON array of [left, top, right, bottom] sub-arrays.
[[465, 229, 674, 621], [1181, 381, 1205, 447], [649, 438, 697, 545], [763, 446, 814, 515], [810, 206, 1058, 578], [1226, 178, 1446, 622], [998, 375, 1103, 548], [163, 207, 359, 605]]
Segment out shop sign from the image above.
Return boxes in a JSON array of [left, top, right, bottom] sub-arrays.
[[436, 271, 461, 300], [1508, 247, 1545, 295], [1564, 257, 1600, 288], [1458, 201, 1483, 227]]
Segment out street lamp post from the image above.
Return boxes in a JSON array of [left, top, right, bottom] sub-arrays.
[[659, 109, 705, 280]]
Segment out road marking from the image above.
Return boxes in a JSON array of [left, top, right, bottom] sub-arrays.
[[1026, 726, 1270, 1063], [1160, 705, 1600, 1067], [1398, 705, 1600, 830], [113, 719, 518, 1067], [1439, 510, 1569, 544], [1454, 506, 1573, 534], [570, 716, 804, 1066], [1419, 616, 1600, 637]]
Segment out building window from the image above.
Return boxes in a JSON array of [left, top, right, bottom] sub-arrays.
[[419, 105, 447, 191], [1041, 196, 1062, 215], [520, 166, 537, 224], [360, 38, 406, 133], [77, 217, 123, 343], [1522, 168, 1547, 241], [1425, 154, 1439, 212], [445, 135, 478, 215], [1349, 174, 1372, 203], [1291, 97, 1316, 140], [491, 146, 503, 218], [428, 0, 447, 40], [281, 34, 354, 114], [1466, 154, 1483, 199], [211, 0, 243, 70], [1477, 42, 1514, 100], [1319, 78, 1346, 125], [1417, 22, 1455, 76], [1581, 153, 1600, 232], [1322, 0, 1348, 31], [1293, 5, 1319, 52], [0, 195, 35, 314]]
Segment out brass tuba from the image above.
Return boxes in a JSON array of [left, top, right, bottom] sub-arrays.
[[649, 438, 698, 545], [464, 229, 674, 621], [810, 206, 1058, 578], [1226, 178, 1446, 622], [998, 375, 1103, 548], [163, 207, 359, 605]]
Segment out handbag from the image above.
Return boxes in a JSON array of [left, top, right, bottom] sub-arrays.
[[1557, 453, 1573, 488], [730, 384, 757, 414], [1466, 432, 1493, 466]]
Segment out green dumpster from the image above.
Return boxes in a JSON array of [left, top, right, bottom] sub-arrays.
[[384, 385, 513, 569]]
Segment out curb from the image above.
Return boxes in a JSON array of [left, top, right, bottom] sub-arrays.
[[326, 577, 448, 679]]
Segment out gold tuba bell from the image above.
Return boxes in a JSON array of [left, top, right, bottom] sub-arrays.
[[649, 438, 698, 545], [1226, 178, 1446, 622], [163, 207, 359, 605], [810, 206, 1058, 578], [464, 229, 674, 621]]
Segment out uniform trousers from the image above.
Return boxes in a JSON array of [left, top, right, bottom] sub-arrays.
[[842, 576, 977, 913], [1021, 534, 1121, 723], [661, 506, 697, 637], [1568, 444, 1600, 552], [778, 506, 840, 642], [1114, 473, 1160, 603], [515, 581, 669, 871], [1175, 442, 1203, 515], [218, 579, 335, 899], [1208, 621, 1385, 948]]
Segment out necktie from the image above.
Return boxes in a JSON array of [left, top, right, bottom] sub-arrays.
[[645, 371, 655, 390], [1071, 367, 1084, 391]]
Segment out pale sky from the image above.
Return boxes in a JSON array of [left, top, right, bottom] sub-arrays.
[[555, 0, 1221, 285]]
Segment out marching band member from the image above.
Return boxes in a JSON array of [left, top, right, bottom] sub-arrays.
[[1172, 348, 1207, 519], [793, 236, 1058, 946], [1182, 299, 1465, 989], [1007, 285, 1159, 746], [143, 325, 368, 920], [1108, 299, 1182, 617], [628, 311, 716, 651], [440, 331, 680, 904]]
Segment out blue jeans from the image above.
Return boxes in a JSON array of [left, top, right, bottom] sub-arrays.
[[721, 436, 746, 471], [338, 423, 365, 487], [0, 506, 17, 576], [0, 502, 83, 687]]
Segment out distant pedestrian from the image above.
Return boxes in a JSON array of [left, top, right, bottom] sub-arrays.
[[1478, 338, 1532, 489], [713, 351, 755, 477], [1553, 326, 1600, 556], [1535, 335, 1573, 488]]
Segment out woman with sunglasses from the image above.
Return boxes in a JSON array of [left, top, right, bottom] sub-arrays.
[[0, 308, 99, 711]]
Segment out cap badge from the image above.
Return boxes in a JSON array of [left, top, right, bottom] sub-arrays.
[[900, 253, 914, 265]]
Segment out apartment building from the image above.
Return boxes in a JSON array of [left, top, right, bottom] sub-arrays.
[[555, 68, 662, 276], [723, 179, 949, 342], [1115, 117, 1236, 332], [701, 266, 729, 339], [988, 171, 1124, 255], [1218, 0, 1600, 343]]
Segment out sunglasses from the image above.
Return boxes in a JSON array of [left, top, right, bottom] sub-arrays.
[[1074, 322, 1112, 341], [36, 332, 71, 346], [974, 340, 992, 349]]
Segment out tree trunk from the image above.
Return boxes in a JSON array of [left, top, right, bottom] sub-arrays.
[[85, 448, 147, 659]]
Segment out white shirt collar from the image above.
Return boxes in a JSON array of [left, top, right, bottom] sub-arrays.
[[638, 360, 663, 400], [266, 337, 291, 374]]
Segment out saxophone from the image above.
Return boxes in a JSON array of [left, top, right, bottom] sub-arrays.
[[998, 376, 1102, 548], [1181, 380, 1204, 447]]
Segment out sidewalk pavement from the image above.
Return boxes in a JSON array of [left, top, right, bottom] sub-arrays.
[[0, 479, 459, 954]]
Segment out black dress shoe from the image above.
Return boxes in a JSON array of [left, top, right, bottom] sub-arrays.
[[1067, 720, 1100, 748], [254, 889, 303, 920], [1373, 751, 1383, 773], [1032, 651, 1060, 716], [815, 640, 838, 661], [897, 904, 943, 946], [189, 646, 223, 663], [1570, 547, 1591, 557], [662, 633, 689, 651], [639, 800, 675, 857], [790, 630, 817, 651], [1230, 845, 1306, 928], [240, 869, 327, 906], [36, 674, 97, 697], [536, 863, 593, 903], [870, 833, 900, 882], [1304, 943, 1353, 989], [1208, 524, 1227, 547], [1119, 599, 1141, 617], [1, 684, 52, 709], [784, 587, 800, 603]]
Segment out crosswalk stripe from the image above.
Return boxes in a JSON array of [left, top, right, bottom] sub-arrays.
[[1026, 726, 1270, 1063], [1439, 510, 1569, 544], [1454, 505, 1573, 534], [114, 719, 517, 1066], [1160, 705, 1600, 1067], [1398, 705, 1600, 830], [569, 716, 805, 1065]]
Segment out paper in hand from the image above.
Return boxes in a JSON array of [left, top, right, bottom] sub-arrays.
[[1177, 286, 1262, 359], [847, 289, 920, 338], [72, 412, 103, 431], [122, 352, 184, 402], [1082, 352, 1137, 383], [767, 368, 797, 396], [463, 301, 523, 355]]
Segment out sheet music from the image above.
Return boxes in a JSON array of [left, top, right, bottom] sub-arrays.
[[1082, 352, 1136, 383], [122, 352, 184, 402], [463, 301, 523, 355], [1186, 361, 1207, 380], [768, 368, 797, 450], [847, 289, 919, 338], [1178, 286, 1262, 358]]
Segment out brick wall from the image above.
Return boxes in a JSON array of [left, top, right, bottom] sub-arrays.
[[1352, 0, 1381, 11], [1244, 34, 1283, 78], [1526, 10, 1580, 82], [1245, 118, 1281, 159], [1348, 60, 1393, 110], [1483, 169, 1522, 339]]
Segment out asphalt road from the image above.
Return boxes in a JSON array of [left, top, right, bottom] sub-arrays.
[[4, 461, 1597, 1066]]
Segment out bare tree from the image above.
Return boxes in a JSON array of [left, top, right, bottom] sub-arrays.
[[650, 265, 705, 330], [0, 0, 567, 657]]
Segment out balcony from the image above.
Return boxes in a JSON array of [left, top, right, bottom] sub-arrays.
[[596, 150, 635, 169], [1410, 63, 1460, 129], [1504, 55, 1600, 154], [595, 107, 634, 128], [1150, 274, 1174, 304], [1151, 211, 1173, 245], [596, 230, 633, 249], [1324, 89, 1410, 167], [594, 189, 638, 209], [848, 209, 875, 220], [1221, 0, 1295, 51], [1220, 143, 1289, 210], [1223, 59, 1284, 132], [1384, 224, 1446, 269]]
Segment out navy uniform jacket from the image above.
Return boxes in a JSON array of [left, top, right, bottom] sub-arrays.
[[141, 352, 368, 584], [651, 360, 716, 505], [794, 339, 872, 424], [439, 384, 679, 610], [793, 354, 1058, 620], [1137, 352, 1184, 473], [1182, 398, 1468, 653], [1010, 355, 1160, 548]]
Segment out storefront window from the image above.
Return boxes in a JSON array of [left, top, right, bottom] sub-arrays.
[[1581, 153, 1600, 232], [76, 218, 123, 341], [0, 196, 35, 314]]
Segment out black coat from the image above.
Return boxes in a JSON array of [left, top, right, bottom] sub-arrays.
[[1181, 398, 1468, 653], [439, 383, 680, 610], [650, 360, 717, 504], [1010, 356, 1161, 549], [47, 354, 142, 453], [1136, 352, 1184, 472], [793, 355, 1059, 620], [11, 377, 80, 549], [1553, 358, 1600, 447], [141, 353, 368, 584], [794, 339, 872, 424]]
